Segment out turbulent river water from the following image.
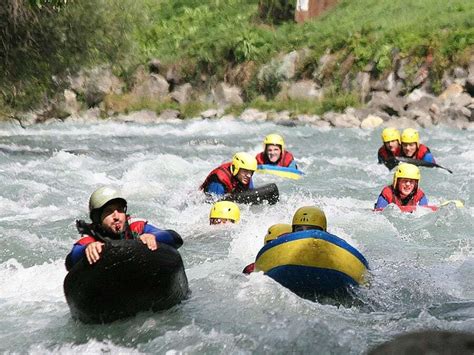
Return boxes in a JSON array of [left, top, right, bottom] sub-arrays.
[[0, 118, 472, 354]]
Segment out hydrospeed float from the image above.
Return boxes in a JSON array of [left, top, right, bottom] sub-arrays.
[[223, 183, 279, 205], [254, 229, 368, 297], [64, 240, 189, 324], [374, 200, 464, 213], [256, 164, 304, 180]]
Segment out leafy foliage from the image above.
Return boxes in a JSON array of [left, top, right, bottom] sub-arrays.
[[0, 0, 141, 110], [1, 0, 473, 114]]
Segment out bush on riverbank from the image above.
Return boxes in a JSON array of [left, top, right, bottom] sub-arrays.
[[1, 0, 473, 116], [0, 0, 142, 112]]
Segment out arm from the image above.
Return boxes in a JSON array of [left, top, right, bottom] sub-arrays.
[[205, 181, 226, 196], [143, 223, 183, 249], [374, 195, 390, 210], [378, 152, 384, 164], [288, 160, 298, 169], [418, 195, 428, 206], [65, 235, 102, 270], [422, 151, 435, 164], [249, 178, 254, 189]]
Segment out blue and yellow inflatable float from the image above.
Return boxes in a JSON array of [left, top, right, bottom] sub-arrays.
[[255, 229, 368, 296], [256, 164, 304, 180]]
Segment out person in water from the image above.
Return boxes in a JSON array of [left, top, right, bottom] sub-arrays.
[[378, 127, 401, 170], [209, 201, 240, 225], [374, 163, 429, 210], [200, 152, 257, 196], [256, 133, 297, 168], [291, 206, 327, 232], [400, 128, 436, 163], [242, 223, 293, 274], [65, 186, 182, 270]]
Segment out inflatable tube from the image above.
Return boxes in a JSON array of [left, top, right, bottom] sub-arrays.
[[255, 230, 368, 297], [374, 205, 439, 213], [223, 183, 279, 205], [256, 164, 304, 180], [64, 240, 189, 324]]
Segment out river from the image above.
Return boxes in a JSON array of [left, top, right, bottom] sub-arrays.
[[0, 118, 472, 353]]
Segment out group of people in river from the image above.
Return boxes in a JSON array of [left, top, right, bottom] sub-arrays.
[[375, 127, 436, 210], [66, 128, 437, 272]]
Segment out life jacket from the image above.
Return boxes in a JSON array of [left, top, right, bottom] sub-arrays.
[[242, 262, 255, 274], [74, 217, 147, 246], [402, 144, 430, 160], [256, 150, 295, 167], [380, 186, 426, 207], [378, 145, 400, 162], [200, 162, 241, 193]]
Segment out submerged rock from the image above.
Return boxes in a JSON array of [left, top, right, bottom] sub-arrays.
[[368, 330, 474, 355]]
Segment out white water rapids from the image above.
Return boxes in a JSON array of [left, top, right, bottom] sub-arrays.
[[0, 118, 472, 353]]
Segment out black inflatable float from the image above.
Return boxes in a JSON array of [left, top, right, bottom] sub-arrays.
[[223, 183, 279, 205], [64, 240, 189, 324]]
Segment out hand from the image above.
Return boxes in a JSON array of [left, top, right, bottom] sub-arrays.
[[139, 233, 158, 251], [85, 241, 104, 265]]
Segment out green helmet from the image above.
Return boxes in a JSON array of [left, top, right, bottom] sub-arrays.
[[89, 186, 127, 223]]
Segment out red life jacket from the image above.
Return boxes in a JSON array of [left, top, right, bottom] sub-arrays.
[[255, 150, 295, 167], [242, 262, 255, 274], [378, 145, 400, 162], [380, 186, 426, 207], [75, 217, 147, 245], [200, 162, 239, 193], [402, 144, 430, 160]]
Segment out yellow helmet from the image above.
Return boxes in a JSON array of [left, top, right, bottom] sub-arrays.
[[89, 186, 127, 223], [401, 128, 419, 144], [292, 206, 327, 231], [263, 133, 285, 151], [209, 201, 240, 223], [381, 127, 401, 143], [264, 223, 292, 244], [231, 152, 257, 176], [393, 163, 421, 188]]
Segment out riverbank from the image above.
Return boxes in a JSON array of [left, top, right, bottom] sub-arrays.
[[2, 0, 473, 129], [7, 56, 474, 130]]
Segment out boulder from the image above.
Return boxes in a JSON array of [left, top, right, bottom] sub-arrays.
[[287, 80, 322, 101], [360, 115, 384, 129], [131, 73, 169, 100], [212, 82, 243, 107], [368, 91, 406, 117], [368, 330, 474, 355], [240, 108, 267, 122], [171, 83, 193, 104]]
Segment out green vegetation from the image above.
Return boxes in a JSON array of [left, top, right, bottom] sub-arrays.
[[139, 0, 473, 79], [1, 0, 473, 116]]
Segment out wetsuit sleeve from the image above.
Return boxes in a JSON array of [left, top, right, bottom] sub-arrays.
[[418, 195, 428, 206], [422, 151, 435, 164], [374, 195, 389, 210], [66, 244, 87, 271], [378, 152, 384, 164], [288, 160, 298, 169], [205, 181, 226, 196], [143, 223, 183, 249]]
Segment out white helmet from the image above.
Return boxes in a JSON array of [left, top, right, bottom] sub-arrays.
[[89, 186, 127, 223]]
